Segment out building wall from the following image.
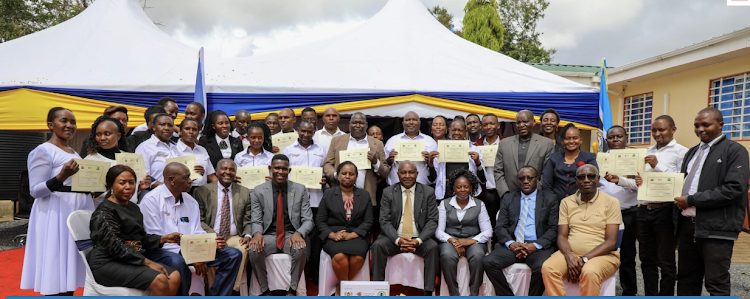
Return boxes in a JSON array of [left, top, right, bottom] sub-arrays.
[[609, 55, 750, 150]]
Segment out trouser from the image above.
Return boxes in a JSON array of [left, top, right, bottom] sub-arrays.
[[482, 244, 553, 296], [483, 188, 501, 231], [676, 216, 734, 296], [620, 206, 638, 296], [144, 249, 191, 296], [438, 242, 487, 296], [247, 232, 308, 293], [207, 235, 249, 292], [202, 246, 242, 296], [541, 250, 620, 296], [637, 205, 676, 296], [371, 236, 439, 292], [309, 207, 321, 283]]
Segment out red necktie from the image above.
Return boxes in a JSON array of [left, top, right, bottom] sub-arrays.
[[239, 135, 245, 141], [276, 190, 285, 250]]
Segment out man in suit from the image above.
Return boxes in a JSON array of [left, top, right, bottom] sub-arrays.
[[372, 161, 439, 295], [323, 112, 389, 207], [482, 166, 558, 296], [494, 110, 554, 197], [193, 159, 253, 294], [247, 154, 313, 296], [672, 107, 749, 296]]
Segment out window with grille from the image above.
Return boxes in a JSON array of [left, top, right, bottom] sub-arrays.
[[709, 72, 750, 140], [623, 93, 653, 144]]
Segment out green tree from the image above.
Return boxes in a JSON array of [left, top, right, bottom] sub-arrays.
[[461, 0, 504, 52], [429, 5, 463, 37], [1, 0, 92, 43], [497, 0, 555, 63]]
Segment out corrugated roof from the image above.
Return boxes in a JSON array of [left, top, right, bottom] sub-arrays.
[[528, 63, 603, 74]]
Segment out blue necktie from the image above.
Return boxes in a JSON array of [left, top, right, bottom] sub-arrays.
[[515, 196, 530, 243]]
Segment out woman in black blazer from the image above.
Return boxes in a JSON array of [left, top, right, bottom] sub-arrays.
[[316, 161, 373, 293], [542, 123, 598, 201], [199, 110, 244, 168]]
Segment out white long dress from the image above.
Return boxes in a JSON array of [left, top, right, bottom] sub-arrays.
[[20, 143, 94, 295]]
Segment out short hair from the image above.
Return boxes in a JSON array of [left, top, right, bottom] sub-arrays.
[[299, 119, 316, 129], [217, 158, 236, 169], [541, 108, 560, 123], [336, 161, 359, 177], [453, 115, 466, 123], [518, 165, 539, 178], [151, 113, 172, 125], [351, 112, 367, 121], [466, 113, 480, 121], [144, 105, 166, 122], [445, 169, 481, 198], [608, 125, 627, 135], [265, 113, 279, 120], [179, 118, 199, 128], [560, 123, 580, 138], [87, 115, 128, 154], [271, 154, 290, 164], [157, 97, 176, 107], [482, 113, 498, 121], [47, 107, 71, 123], [432, 115, 447, 124], [654, 115, 676, 127], [103, 105, 128, 118], [301, 107, 317, 116], [105, 165, 137, 190], [187, 102, 206, 115], [517, 109, 535, 120], [698, 107, 723, 122]]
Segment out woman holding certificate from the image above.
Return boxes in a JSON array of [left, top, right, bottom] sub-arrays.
[[199, 110, 243, 169], [542, 123, 598, 201], [176, 118, 217, 191], [428, 118, 487, 200], [21, 107, 95, 295], [88, 165, 182, 295], [316, 161, 373, 295], [85, 115, 152, 205]]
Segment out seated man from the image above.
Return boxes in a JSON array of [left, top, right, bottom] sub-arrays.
[[541, 164, 622, 296], [482, 166, 559, 296], [247, 154, 313, 296], [140, 162, 243, 296], [372, 161, 439, 295], [193, 159, 252, 294]]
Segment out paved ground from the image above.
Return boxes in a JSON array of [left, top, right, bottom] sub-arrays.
[[1, 219, 747, 296]]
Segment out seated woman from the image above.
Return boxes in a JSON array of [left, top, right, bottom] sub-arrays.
[[315, 161, 373, 295], [428, 117, 487, 200], [87, 165, 182, 295], [436, 169, 493, 296], [542, 123, 598, 201], [84, 115, 151, 205]]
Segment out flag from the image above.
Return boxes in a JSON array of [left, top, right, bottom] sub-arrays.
[[194, 47, 207, 118], [595, 58, 613, 154]]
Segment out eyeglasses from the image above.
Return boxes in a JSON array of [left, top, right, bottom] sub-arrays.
[[518, 176, 536, 182], [575, 174, 598, 181]]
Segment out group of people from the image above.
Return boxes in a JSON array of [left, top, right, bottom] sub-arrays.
[[20, 96, 749, 297]]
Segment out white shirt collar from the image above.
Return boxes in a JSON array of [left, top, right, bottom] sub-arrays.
[[149, 134, 173, 147], [704, 134, 724, 148], [215, 134, 229, 144], [218, 182, 232, 193], [349, 134, 368, 143], [483, 135, 501, 145], [321, 127, 344, 136], [448, 196, 477, 210]]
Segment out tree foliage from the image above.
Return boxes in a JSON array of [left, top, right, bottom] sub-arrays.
[[1, 0, 93, 43], [497, 0, 555, 63], [429, 5, 463, 37], [461, 0, 504, 52]]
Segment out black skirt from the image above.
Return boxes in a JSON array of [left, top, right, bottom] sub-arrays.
[[90, 259, 176, 290], [322, 237, 369, 258]]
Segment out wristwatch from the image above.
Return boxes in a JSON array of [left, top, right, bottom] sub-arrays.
[[581, 256, 589, 263]]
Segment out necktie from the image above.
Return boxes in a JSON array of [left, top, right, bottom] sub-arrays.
[[219, 140, 228, 150], [402, 189, 414, 239], [276, 189, 285, 250], [515, 196, 530, 243], [238, 135, 245, 142], [681, 144, 708, 196], [219, 188, 231, 240]]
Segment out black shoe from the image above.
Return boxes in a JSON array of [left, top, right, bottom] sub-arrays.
[[286, 288, 297, 296], [423, 291, 433, 296], [231, 290, 240, 296], [260, 290, 272, 296]]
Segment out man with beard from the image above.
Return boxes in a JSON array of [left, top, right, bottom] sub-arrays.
[[466, 113, 482, 143]]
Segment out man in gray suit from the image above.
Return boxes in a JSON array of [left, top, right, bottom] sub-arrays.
[[372, 161, 439, 295], [494, 110, 554, 198], [247, 154, 313, 296], [193, 159, 253, 294]]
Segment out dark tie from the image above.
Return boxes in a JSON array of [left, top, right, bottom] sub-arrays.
[[219, 188, 231, 240], [276, 190, 285, 250], [681, 144, 708, 196], [219, 140, 228, 150]]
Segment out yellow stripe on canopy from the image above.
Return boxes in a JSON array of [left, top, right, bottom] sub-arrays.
[[0, 88, 185, 130], [248, 94, 597, 130]]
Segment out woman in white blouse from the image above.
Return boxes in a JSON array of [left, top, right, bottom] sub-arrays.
[[428, 117, 488, 200], [176, 118, 217, 192], [436, 169, 493, 296]]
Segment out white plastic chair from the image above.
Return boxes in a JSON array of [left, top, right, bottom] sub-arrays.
[[318, 250, 371, 296], [384, 252, 425, 290], [67, 210, 149, 296], [249, 254, 307, 295], [438, 256, 495, 296]]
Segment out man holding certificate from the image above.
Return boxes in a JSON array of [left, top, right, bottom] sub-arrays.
[[383, 111, 437, 187], [140, 162, 243, 296]]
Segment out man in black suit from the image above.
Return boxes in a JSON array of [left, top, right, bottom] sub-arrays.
[[482, 166, 559, 296], [372, 161, 439, 296], [672, 107, 749, 296]]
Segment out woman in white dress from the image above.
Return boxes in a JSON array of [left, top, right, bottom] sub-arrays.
[[84, 115, 151, 206], [21, 107, 95, 295]]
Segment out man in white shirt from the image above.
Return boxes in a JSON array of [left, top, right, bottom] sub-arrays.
[[313, 107, 345, 150], [231, 110, 252, 147], [477, 113, 502, 229], [140, 162, 242, 296], [384, 111, 437, 186], [265, 113, 281, 135], [277, 108, 297, 135], [300, 107, 318, 127]]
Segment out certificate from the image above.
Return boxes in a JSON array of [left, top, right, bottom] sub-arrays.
[[596, 153, 611, 175], [437, 140, 470, 163], [608, 148, 647, 176], [180, 233, 217, 264], [236, 166, 268, 189], [115, 153, 146, 180], [272, 132, 297, 153], [394, 140, 425, 162], [339, 148, 371, 170], [289, 166, 323, 189], [165, 155, 202, 180], [638, 172, 685, 202], [71, 159, 110, 192], [477, 145, 498, 166]]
